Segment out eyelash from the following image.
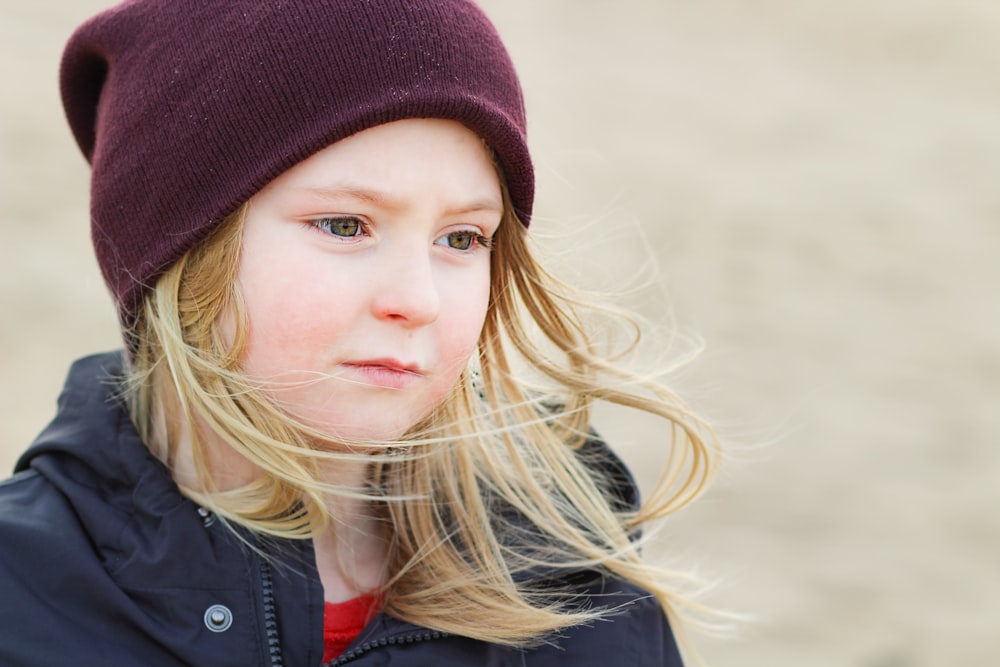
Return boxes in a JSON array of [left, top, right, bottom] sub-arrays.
[[441, 231, 493, 251], [310, 216, 493, 251], [311, 216, 366, 238]]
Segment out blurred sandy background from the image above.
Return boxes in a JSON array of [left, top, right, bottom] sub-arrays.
[[2, 1, 998, 665]]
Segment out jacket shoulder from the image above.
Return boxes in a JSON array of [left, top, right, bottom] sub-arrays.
[[0, 469, 102, 664], [523, 578, 684, 666], [0, 460, 275, 667], [0, 466, 96, 586], [0, 467, 75, 538]]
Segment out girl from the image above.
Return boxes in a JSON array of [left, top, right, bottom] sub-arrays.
[[0, 1, 719, 665]]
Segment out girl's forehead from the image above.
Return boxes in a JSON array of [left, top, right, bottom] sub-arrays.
[[256, 119, 503, 213]]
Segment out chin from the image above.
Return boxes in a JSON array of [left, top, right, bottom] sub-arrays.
[[305, 414, 424, 446], [287, 391, 447, 446]]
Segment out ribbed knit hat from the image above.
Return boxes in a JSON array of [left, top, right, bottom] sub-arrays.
[[60, 0, 532, 322]]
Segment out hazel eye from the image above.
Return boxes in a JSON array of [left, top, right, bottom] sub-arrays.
[[437, 231, 490, 251], [314, 216, 364, 237]]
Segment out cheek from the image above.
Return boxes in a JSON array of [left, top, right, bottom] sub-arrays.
[[217, 304, 238, 351], [235, 258, 348, 376], [437, 271, 492, 370]]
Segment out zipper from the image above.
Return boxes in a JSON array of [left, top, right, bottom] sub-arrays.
[[325, 629, 450, 666], [251, 524, 447, 666], [259, 557, 284, 666]]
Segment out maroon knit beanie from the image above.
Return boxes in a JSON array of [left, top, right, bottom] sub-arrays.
[[60, 0, 532, 323]]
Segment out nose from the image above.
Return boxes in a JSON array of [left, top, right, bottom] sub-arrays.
[[370, 245, 441, 327]]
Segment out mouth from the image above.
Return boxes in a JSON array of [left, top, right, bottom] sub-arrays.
[[340, 358, 424, 389]]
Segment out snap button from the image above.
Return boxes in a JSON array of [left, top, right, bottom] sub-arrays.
[[196, 506, 217, 527], [204, 604, 233, 632]]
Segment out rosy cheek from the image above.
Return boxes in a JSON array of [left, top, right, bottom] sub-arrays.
[[442, 319, 487, 376]]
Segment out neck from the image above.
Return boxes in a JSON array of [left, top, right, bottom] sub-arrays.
[[313, 458, 389, 602], [166, 419, 260, 492], [162, 407, 389, 602]]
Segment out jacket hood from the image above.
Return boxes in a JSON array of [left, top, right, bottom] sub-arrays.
[[13, 352, 249, 596], [5, 352, 325, 666], [17, 352, 184, 517]]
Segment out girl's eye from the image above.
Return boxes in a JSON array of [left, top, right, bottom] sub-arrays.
[[313, 216, 364, 237], [437, 231, 492, 251]]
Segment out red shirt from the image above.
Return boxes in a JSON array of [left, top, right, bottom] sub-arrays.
[[322, 594, 381, 664]]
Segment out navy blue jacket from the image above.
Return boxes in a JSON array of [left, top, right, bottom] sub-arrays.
[[0, 353, 683, 666]]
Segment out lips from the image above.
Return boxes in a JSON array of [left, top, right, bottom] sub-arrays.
[[340, 358, 423, 389]]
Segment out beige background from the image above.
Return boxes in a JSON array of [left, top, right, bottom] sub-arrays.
[[2, 1, 998, 665]]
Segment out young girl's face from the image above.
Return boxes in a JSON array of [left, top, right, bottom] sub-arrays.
[[230, 119, 502, 442]]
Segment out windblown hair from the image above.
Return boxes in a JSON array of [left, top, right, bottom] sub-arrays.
[[124, 179, 720, 647]]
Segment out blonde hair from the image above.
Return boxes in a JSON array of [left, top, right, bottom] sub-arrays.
[[125, 180, 720, 647]]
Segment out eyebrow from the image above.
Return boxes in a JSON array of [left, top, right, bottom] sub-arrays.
[[297, 184, 503, 217]]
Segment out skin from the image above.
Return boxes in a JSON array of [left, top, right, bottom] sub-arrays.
[[229, 118, 503, 600], [234, 118, 501, 443]]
